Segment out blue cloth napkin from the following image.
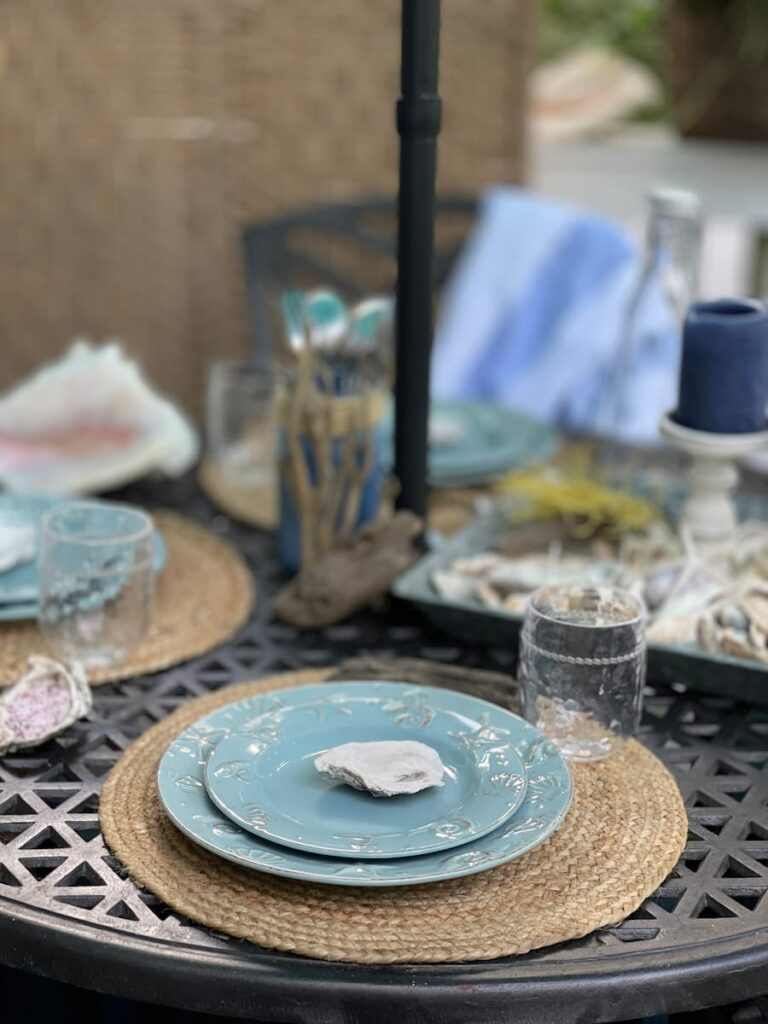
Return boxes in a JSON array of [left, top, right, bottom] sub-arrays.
[[431, 187, 679, 444]]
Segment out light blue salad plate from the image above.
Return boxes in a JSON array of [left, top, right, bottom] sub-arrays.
[[0, 494, 167, 620], [202, 686, 528, 859], [380, 400, 559, 489], [157, 682, 573, 887]]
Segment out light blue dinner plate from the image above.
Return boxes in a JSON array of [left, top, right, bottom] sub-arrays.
[[380, 400, 559, 489], [0, 494, 167, 619], [0, 600, 38, 623], [203, 687, 528, 859], [157, 682, 573, 887]]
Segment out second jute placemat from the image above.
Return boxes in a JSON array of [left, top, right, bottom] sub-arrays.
[[199, 458, 494, 538], [198, 459, 277, 530], [0, 511, 255, 687], [100, 669, 687, 964]]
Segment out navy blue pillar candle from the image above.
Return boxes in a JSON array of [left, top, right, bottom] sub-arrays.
[[675, 299, 768, 434]]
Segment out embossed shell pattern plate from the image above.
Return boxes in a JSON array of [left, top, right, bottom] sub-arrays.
[[203, 686, 528, 858], [157, 682, 573, 886]]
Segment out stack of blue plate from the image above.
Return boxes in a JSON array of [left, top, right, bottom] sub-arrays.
[[381, 400, 559, 489], [157, 681, 573, 887]]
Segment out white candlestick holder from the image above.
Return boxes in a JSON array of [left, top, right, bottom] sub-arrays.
[[660, 413, 768, 550]]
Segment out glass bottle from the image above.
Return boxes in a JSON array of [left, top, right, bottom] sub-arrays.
[[597, 186, 702, 468]]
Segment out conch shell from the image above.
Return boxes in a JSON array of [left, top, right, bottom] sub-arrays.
[[0, 341, 198, 494]]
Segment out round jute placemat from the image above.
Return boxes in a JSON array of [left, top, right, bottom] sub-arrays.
[[198, 459, 277, 531], [0, 511, 254, 688], [100, 669, 687, 964], [200, 457, 497, 538]]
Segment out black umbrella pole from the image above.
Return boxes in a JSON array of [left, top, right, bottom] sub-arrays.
[[394, 0, 442, 518]]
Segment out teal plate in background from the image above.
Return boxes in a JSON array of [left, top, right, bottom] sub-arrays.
[[381, 400, 559, 489], [0, 600, 38, 623], [157, 682, 573, 887], [203, 686, 528, 859], [0, 494, 167, 619]]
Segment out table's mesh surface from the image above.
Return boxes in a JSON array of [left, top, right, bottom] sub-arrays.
[[1, 480, 768, 969]]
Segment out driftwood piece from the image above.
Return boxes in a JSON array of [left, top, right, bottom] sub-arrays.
[[333, 656, 519, 713], [272, 511, 423, 628]]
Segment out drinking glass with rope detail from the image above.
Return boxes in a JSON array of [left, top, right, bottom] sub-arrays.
[[519, 585, 647, 761]]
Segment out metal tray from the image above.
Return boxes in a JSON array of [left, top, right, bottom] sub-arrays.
[[393, 503, 768, 707]]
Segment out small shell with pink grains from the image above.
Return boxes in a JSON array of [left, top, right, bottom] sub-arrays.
[[0, 656, 91, 755]]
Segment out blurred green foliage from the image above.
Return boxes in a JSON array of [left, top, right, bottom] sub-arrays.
[[538, 0, 665, 78]]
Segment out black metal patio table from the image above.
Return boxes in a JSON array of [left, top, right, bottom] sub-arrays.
[[1, 474, 768, 1024]]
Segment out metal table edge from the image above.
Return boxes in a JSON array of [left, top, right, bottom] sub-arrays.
[[2, 894, 768, 1023]]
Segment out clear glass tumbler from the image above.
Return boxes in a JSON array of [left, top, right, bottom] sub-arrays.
[[206, 360, 275, 489], [519, 585, 646, 761], [38, 502, 155, 669]]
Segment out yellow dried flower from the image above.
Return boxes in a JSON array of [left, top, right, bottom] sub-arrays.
[[495, 468, 661, 539]]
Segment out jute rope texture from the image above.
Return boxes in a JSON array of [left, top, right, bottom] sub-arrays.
[[198, 458, 277, 531], [0, 511, 254, 687], [199, 459, 495, 538], [100, 670, 687, 964]]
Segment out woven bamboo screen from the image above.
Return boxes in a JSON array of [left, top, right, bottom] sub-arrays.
[[0, 1, 531, 415]]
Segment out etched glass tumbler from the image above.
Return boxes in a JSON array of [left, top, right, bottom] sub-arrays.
[[206, 360, 275, 489], [38, 502, 155, 669], [519, 586, 646, 761]]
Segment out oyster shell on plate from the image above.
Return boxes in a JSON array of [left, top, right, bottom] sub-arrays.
[[0, 656, 92, 755], [0, 341, 198, 494], [314, 740, 445, 797]]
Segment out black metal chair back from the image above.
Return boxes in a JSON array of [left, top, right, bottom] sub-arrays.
[[242, 195, 476, 361]]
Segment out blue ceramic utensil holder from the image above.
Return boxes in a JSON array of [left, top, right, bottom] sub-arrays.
[[276, 288, 391, 573], [675, 299, 768, 434], [278, 430, 383, 574]]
